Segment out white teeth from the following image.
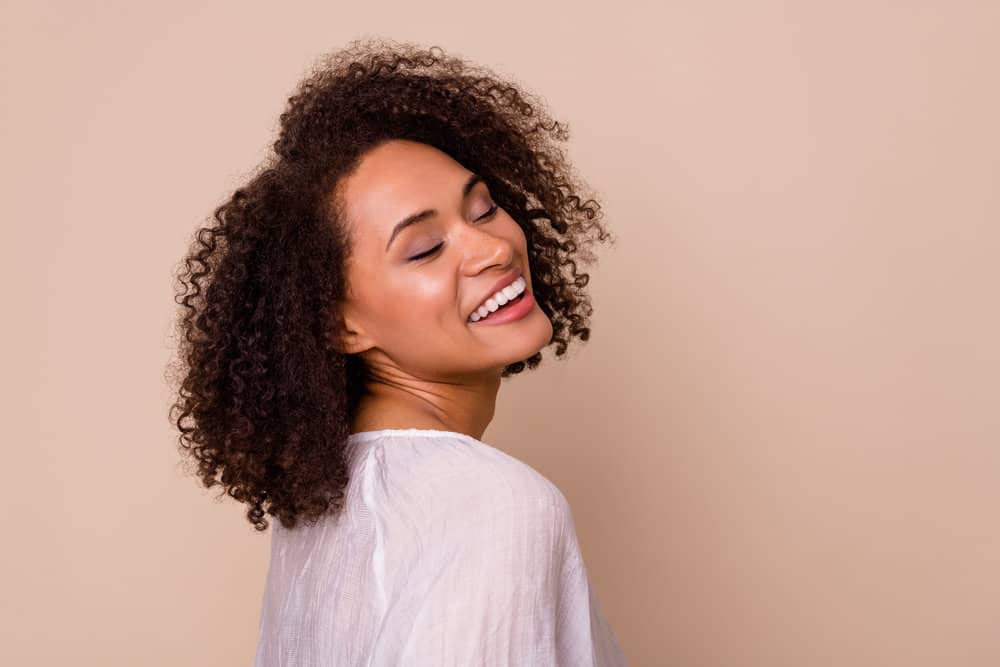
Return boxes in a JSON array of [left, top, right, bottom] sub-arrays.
[[469, 276, 526, 322]]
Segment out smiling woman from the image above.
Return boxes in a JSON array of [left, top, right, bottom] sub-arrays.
[[331, 138, 555, 387], [168, 37, 624, 665]]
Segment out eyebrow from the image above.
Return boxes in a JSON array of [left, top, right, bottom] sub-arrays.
[[384, 173, 484, 253]]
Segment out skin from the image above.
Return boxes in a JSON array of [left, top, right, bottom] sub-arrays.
[[332, 139, 554, 440]]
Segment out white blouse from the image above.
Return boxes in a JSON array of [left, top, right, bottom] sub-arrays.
[[252, 428, 628, 666]]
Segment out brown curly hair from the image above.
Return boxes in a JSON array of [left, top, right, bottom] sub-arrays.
[[167, 38, 615, 532]]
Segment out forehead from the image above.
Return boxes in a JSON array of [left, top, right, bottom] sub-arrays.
[[338, 139, 469, 234]]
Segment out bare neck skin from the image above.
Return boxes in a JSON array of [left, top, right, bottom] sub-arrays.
[[349, 366, 501, 442]]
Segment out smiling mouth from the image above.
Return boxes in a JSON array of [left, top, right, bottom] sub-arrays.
[[488, 292, 525, 314], [469, 290, 527, 323]]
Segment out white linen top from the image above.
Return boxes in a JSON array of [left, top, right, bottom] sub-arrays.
[[252, 428, 628, 666]]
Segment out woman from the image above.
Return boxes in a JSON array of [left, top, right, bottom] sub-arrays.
[[170, 38, 626, 666]]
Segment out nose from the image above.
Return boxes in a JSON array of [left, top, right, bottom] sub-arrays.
[[459, 221, 516, 272]]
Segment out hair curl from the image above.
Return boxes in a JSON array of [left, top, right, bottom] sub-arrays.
[[167, 38, 615, 532]]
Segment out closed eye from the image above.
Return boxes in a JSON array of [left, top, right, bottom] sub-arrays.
[[478, 203, 499, 221], [407, 243, 443, 262]]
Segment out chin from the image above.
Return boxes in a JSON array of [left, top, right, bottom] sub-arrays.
[[506, 317, 554, 360]]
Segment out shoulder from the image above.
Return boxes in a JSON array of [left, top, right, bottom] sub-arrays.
[[363, 431, 574, 538]]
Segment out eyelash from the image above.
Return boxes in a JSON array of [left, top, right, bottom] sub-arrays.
[[406, 204, 500, 262]]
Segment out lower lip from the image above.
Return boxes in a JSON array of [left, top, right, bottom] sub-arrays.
[[468, 289, 535, 326]]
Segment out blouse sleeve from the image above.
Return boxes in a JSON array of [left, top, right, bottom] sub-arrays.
[[373, 487, 585, 666]]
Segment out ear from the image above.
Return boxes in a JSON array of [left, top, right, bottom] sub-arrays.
[[325, 302, 375, 355]]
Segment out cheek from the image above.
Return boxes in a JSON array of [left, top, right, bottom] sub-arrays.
[[380, 278, 454, 325]]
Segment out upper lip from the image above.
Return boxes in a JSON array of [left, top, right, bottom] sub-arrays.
[[469, 267, 523, 319]]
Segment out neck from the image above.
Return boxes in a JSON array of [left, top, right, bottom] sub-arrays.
[[350, 370, 501, 442]]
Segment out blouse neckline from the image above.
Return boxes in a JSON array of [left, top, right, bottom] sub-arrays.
[[347, 427, 486, 447]]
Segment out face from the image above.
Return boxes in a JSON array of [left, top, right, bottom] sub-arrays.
[[333, 139, 553, 381]]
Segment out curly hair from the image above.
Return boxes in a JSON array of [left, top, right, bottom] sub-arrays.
[[167, 38, 615, 532]]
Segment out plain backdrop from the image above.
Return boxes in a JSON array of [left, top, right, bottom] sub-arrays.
[[2, 1, 998, 665]]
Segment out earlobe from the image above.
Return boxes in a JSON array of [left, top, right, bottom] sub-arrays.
[[327, 307, 373, 355], [334, 328, 371, 355]]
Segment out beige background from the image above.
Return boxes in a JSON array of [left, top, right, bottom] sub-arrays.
[[3, 1, 998, 665]]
